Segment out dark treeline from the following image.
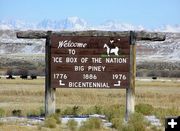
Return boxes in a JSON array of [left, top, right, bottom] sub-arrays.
[[137, 61, 180, 78], [6, 68, 45, 76]]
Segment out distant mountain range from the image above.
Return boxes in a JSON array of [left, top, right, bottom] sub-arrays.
[[0, 17, 180, 32]]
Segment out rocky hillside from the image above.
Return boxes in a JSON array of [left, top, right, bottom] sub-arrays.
[[136, 33, 180, 62], [0, 30, 45, 54]]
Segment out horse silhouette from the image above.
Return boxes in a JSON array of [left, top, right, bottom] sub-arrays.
[[103, 43, 119, 56]]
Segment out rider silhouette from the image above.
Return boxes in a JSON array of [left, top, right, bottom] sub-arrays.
[[108, 37, 116, 49]]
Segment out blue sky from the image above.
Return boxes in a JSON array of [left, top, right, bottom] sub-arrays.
[[0, 0, 179, 28]]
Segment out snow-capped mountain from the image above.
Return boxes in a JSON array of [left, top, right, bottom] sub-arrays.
[[95, 20, 145, 31], [0, 19, 36, 30], [154, 25, 180, 33], [0, 17, 88, 31], [62, 17, 88, 30], [36, 17, 88, 30], [36, 19, 62, 30], [0, 17, 180, 32]]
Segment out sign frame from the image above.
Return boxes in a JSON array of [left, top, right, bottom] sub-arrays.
[[49, 32, 132, 89]]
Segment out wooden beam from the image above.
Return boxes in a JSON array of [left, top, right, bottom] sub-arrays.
[[16, 30, 166, 41], [52, 30, 130, 37], [136, 31, 166, 41], [17, 30, 48, 39]]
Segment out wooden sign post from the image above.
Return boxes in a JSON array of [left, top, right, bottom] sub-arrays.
[[17, 30, 165, 120], [45, 31, 56, 115], [126, 31, 136, 121]]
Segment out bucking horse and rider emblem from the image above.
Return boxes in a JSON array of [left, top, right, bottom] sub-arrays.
[[103, 38, 120, 56]]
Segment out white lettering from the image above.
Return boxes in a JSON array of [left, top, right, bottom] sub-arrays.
[[112, 74, 126, 80], [74, 66, 84, 71], [87, 66, 105, 71], [66, 57, 77, 63], [91, 58, 102, 63], [58, 40, 87, 48], [106, 58, 127, 63], [68, 82, 110, 88], [68, 49, 76, 55], [83, 74, 97, 79], [53, 73, 67, 79], [52, 57, 62, 63], [81, 57, 88, 63]]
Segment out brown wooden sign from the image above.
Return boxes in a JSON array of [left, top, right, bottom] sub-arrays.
[[50, 34, 130, 88], [16, 30, 165, 118]]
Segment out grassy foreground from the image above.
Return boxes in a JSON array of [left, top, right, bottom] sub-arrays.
[[0, 77, 180, 130]]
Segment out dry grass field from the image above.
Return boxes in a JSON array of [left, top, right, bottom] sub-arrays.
[[0, 77, 180, 130]]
